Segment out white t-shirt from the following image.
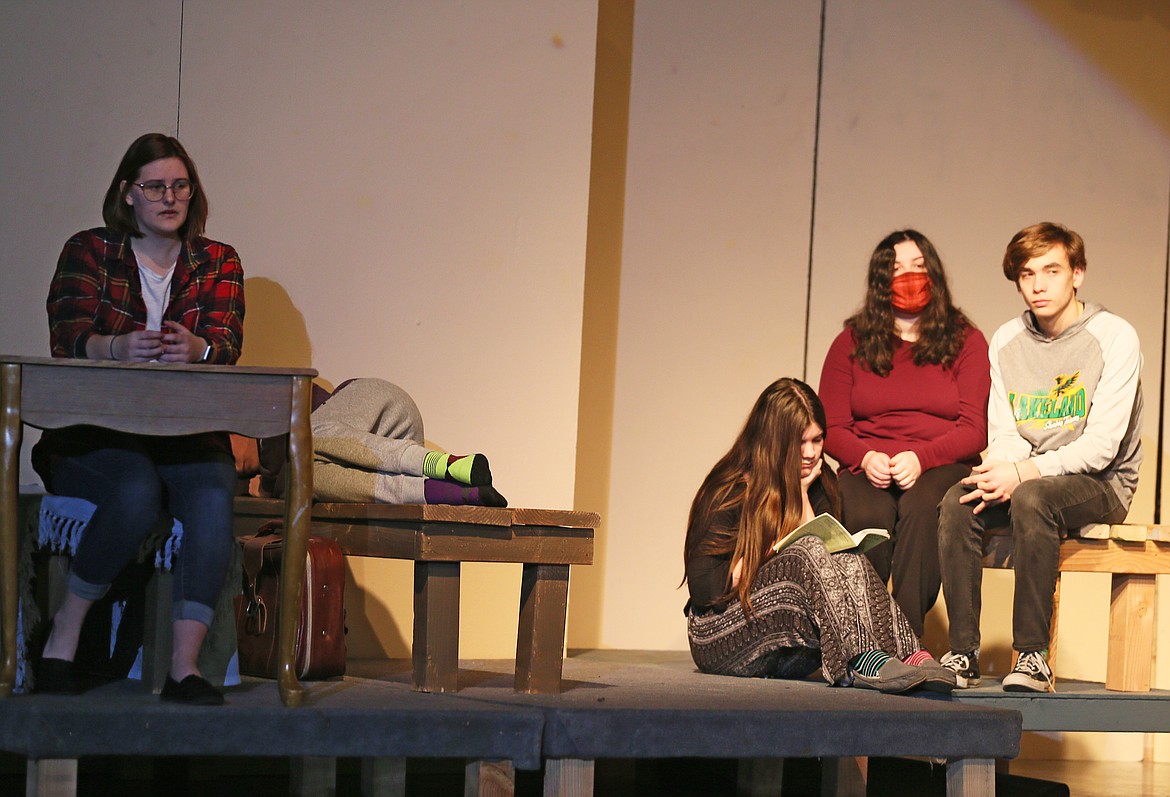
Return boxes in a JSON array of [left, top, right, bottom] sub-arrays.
[[136, 255, 176, 332]]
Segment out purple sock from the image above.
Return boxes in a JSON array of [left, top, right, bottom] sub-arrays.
[[423, 479, 507, 507]]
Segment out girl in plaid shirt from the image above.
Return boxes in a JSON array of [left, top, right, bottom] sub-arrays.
[[32, 134, 244, 706]]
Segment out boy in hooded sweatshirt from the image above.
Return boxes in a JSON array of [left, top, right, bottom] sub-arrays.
[[937, 222, 1143, 693]]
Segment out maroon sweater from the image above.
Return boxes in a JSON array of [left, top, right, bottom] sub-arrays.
[[818, 325, 991, 474]]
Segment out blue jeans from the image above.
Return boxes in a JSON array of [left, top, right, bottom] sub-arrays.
[[938, 474, 1127, 654], [49, 434, 237, 628]]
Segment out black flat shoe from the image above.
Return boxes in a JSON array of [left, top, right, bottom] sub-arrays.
[[161, 674, 224, 706], [35, 657, 83, 695], [30, 618, 83, 695]]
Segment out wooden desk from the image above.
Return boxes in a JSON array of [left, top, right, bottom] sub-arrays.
[[234, 498, 598, 694], [0, 355, 316, 707]]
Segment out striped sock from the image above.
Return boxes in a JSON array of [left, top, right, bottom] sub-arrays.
[[903, 649, 934, 667], [849, 650, 892, 678], [423, 451, 492, 486]]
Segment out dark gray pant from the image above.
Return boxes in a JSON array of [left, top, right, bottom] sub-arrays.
[[938, 474, 1127, 654], [840, 463, 970, 637]]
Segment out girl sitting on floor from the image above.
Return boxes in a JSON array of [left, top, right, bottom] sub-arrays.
[[682, 378, 954, 694]]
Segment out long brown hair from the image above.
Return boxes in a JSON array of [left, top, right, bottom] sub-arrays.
[[102, 133, 209, 242], [844, 229, 972, 376], [683, 378, 839, 613]]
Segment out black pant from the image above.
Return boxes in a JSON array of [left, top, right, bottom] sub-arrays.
[[838, 463, 970, 637], [938, 474, 1127, 653]]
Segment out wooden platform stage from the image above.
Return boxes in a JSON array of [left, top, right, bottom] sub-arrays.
[[0, 650, 1025, 796]]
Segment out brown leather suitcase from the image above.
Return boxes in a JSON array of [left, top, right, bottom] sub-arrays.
[[234, 521, 346, 679]]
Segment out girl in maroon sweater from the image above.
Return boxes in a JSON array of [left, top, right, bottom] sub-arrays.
[[818, 230, 990, 637]]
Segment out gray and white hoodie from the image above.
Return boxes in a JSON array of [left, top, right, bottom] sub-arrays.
[[986, 301, 1143, 508]]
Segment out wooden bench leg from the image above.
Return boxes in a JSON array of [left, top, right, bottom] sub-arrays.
[[360, 756, 406, 797], [26, 758, 78, 797], [945, 757, 994, 797], [465, 759, 515, 797], [736, 758, 783, 795], [1106, 572, 1156, 692], [542, 758, 593, 797], [413, 560, 460, 692], [515, 563, 570, 694]]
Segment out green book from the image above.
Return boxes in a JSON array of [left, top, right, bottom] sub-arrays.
[[772, 512, 890, 554]]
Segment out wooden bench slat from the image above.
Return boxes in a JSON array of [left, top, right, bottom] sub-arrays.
[[1058, 539, 1170, 575]]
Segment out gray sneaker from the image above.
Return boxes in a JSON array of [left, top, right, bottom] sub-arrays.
[[916, 660, 958, 693], [939, 650, 981, 688], [1002, 650, 1054, 693], [850, 657, 928, 694]]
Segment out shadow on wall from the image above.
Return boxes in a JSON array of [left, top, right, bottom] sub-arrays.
[[1025, 0, 1170, 137], [237, 277, 313, 369]]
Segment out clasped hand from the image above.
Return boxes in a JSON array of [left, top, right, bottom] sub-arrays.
[[861, 450, 922, 490], [115, 321, 205, 363], [958, 460, 1022, 514]]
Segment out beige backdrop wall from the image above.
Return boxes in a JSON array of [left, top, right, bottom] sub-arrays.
[[0, 0, 599, 661], [4, 0, 1170, 763]]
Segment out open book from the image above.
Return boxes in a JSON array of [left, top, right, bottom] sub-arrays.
[[772, 513, 890, 555]]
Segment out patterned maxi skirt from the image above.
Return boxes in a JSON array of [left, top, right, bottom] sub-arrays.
[[687, 536, 920, 685]]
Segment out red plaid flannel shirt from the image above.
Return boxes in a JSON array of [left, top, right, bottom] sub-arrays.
[[47, 227, 245, 363]]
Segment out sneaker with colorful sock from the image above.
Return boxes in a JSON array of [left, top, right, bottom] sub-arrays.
[[903, 649, 957, 693], [939, 649, 981, 688], [848, 650, 927, 694], [1002, 649, 1054, 693], [423, 479, 508, 507], [424, 451, 493, 487]]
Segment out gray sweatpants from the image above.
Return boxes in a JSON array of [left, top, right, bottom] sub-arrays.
[[310, 378, 430, 504]]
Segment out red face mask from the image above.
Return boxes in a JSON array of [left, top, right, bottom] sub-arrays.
[[891, 272, 932, 315]]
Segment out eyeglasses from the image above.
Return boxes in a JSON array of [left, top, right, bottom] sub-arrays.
[[134, 179, 195, 202]]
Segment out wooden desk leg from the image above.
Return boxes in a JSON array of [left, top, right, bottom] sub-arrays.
[[945, 757, 994, 797], [278, 375, 314, 707], [413, 561, 460, 692], [142, 570, 174, 694], [515, 563, 570, 694], [1106, 572, 1155, 692], [0, 363, 21, 698]]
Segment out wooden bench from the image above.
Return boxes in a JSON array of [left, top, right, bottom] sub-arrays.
[[233, 497, 597, 695], [983, 523, 1170, 692]]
